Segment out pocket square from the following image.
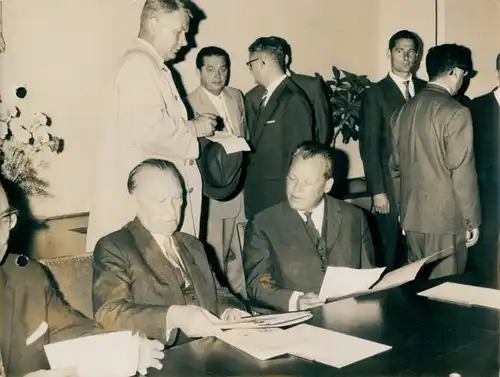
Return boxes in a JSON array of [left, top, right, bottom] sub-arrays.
[[26, 321, 48, 346], [266, 120, 276, 124]]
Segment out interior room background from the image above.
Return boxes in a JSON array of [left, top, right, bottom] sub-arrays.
[[0, 0, 498, 220]]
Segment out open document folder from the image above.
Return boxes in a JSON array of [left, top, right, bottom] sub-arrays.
[[321, 246, 454, 303], [217, 310, 313, 330], [217, 324, 391, 368], [44, 331, 138, 377], [206, 131, 251, 154], [418, 282, 500, 310]]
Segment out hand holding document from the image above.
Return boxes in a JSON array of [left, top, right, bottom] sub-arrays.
[[218, 311, 313, 330], [44, 331, 139, 377], [322, 247, 454, 302], [206, 131, 251, 154], [418, 282, 500, 310]]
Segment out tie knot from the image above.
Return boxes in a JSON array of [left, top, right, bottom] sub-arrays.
[[403, 80, 410, 87], [304, 211, 313, 221]]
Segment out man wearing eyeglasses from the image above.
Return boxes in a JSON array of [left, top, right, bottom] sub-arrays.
[[244, 36, 314, 220], [0, 184, 164, 377], [390, 43, 481, 279]]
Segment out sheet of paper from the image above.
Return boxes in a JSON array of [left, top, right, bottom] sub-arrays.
[[217, 328, 289, 360], [371, 246, 455, 292], [285, 324, 392, 368], [206, 131, 251, 154], [319, 266, 386, 300], [218, 311, 313, 330], [418, 282, 500, 310], [44, 331, 138, 377]]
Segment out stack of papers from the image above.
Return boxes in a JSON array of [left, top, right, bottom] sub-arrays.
[[418, 282, 500, 310], [44, 331, 138, 377], [321, 247, 454, 302], [206, 131, 251, 154], [218, 311, 313, 330], [217, 324, 391, 368]]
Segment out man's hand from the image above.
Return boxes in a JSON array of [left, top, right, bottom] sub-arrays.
[[466, 228, 480, 248], [24, 368, 78, 377], [297, 292, 325, 311], [372, 193, 390, 214], [167, 305, 224, 338], [221, 308, 252, 321], [136, 334, 164, 375], [192, 113, 218, 137]]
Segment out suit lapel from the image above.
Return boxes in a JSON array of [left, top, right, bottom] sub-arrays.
[[1, 270, 14, 372], [193, 86, 218, 116], [251, 79, 288, 147], [281, 203, 319, 255], [413, 78, 426, 93], [222, 88, 243, 137], [325, 197, 342, 254], [127, 218, 179, 288], [382, 75, 406, 107]]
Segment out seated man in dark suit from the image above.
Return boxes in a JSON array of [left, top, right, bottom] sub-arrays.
[[243, 142, 375, 313], [92, 158, 249, 347], [245, 36, 331, 145], [0, 182, 163, 377]]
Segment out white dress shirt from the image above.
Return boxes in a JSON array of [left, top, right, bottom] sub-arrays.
[[262, 74, 288, 107], [389, 72, 415, 98], [288, 199, 326, 311], [202, 87, 235, 134], [494, 87, 500, 106]]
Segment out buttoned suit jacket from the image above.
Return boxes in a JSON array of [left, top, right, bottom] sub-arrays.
[[246, 72, 331, 144], [92, 217, 245, 345], [86, 38, 202, 254], [390, 84, 481, 234], [1, 254, 102, 377], [244, 77, 314, 220], [243, 196, 375, 312], [186, 86, 246, 220], [359, 75, 427, 203]]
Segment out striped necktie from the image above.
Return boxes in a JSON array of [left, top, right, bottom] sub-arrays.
[[304, 211, 320, 243], [259, 89, 268, 110]]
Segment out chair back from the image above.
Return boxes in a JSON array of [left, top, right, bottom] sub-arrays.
[[40, 253, 94, 319]]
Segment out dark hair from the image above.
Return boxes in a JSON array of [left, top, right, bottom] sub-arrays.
[[426, 43, 473, 81], [195, 46, 230, 70], [388, 30, 419, 51], [141, 0, 192, 22], [248, 37, 286, 71], [496, 52, 500, 70], [127, 158, 183, 194], [290, 141, 334, 180]]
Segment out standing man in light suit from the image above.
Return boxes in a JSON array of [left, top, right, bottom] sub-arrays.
[[187, 47, 247, 299], [86, 0, 217, 253]]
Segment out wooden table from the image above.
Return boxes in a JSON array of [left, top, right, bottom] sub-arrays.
[[151, 272, 500, 376]]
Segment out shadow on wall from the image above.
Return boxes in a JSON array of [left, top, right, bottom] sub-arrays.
[[2, 177, 47, 257]]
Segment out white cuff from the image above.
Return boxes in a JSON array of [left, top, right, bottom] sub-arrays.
[[288, 291, 304, 312]]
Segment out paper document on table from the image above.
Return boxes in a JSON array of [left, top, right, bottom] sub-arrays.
[[319, 266, 386, 300], [218, 311, 313, 330], [217, 328, 289, 360], [418, 282, 500, 310], [286, 324, 392, 368], [44, 331, 138, 377], [206, 132, 251, 154]]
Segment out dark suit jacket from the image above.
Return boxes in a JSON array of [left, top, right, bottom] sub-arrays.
[[390, 84, 481, 234], [246, 72, 331, 144], [243, 197, 374, 312], [471, 90, 499, 186], [92, 217, 244, 345], [359, 75, 426, 202], [244, 77, 314, 219], [1, 253, 102, 377]]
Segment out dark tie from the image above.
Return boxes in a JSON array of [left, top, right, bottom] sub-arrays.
[[304, 211, 320, 242], [403, 80, 411, 101], [259, 89, 268, 110]]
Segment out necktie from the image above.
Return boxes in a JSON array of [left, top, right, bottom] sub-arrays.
[[259, 90, 268, 110], [304, 212, 320, 243], [163, 237, 191, 288], [403, 80, 411, 101]]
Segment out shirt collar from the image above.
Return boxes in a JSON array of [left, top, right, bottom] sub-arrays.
[[134, 38, 165, 70], [494, 87, 500, 106], [202, 86, 225, 101], [389, 72, 413, 86], [297, 197, 325, 217], [265, 74, 287, 94]]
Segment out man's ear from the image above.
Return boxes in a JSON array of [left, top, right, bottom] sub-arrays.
[[325, 177, 334, 193]]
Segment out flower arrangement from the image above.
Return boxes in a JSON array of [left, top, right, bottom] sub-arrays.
[[0, 90, 63, 197]]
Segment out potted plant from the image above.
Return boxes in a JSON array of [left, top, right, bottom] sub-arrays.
[[324, 66, 372, 146]]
